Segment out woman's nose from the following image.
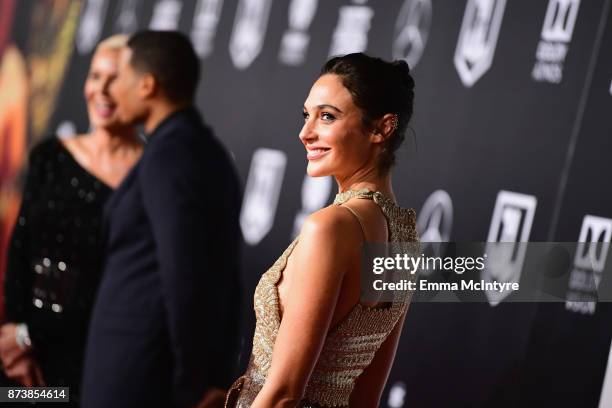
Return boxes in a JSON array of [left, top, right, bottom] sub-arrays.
[[299, 119, 316, 143]]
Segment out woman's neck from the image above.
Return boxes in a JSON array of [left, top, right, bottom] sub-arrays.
[[87, 127, 140, 156], [336, 168, 395, 202]]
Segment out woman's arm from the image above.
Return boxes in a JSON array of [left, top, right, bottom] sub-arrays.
[[349, 307, 409, 407], [252, 206, 362, 408], [3, 162, 37, 324], [3, 139, 49, 324], [1, 143, 45, 386]]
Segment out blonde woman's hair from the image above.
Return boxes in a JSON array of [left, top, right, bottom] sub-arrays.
[[95, 34, 129, 52]]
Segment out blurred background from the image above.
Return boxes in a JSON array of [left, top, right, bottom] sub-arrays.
[[1, 0, 612, 406]]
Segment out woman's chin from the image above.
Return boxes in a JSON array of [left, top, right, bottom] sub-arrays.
[[90, 116, 116, 128], [306, 164, 330, 178]]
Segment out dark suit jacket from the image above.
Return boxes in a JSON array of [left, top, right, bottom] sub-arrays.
[[81, 108, 242, 408]]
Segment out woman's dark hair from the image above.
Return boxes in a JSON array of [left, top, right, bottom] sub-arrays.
[[321, 53, 415, 173]]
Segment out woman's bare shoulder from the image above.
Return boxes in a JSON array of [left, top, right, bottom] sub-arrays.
[[298, 205, 363, 251], [303, 205, 358, 232], [285, 205, 362, 287]]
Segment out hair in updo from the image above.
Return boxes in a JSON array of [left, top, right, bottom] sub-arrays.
[[321, 53, 415, 173]]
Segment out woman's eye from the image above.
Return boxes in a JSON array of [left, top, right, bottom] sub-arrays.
[[302, 111, 309, 120], [321, 112, 336, 121]]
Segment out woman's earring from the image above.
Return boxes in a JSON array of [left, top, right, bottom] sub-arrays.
[[391, 116, 399, 133]]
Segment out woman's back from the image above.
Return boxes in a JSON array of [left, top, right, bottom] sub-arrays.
[[228, 189, 419, 407]]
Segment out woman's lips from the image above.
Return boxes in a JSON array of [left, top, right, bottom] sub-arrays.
[[306, 147, 330, 160], [93, 102, 116, 118]]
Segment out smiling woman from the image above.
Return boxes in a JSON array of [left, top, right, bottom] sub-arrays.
[[0, 35, 142, 407], [69, 34, 143, 188], [227, 53, 419, 408]]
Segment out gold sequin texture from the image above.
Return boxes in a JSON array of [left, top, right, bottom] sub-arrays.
[[228, 189, 420, 407]]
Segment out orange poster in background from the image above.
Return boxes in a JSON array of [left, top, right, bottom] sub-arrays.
[[0, 0, 81, 321], [0, 0, 25, 323]]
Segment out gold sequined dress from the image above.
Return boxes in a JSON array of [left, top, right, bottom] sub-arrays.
[[226, 189, 419, 407]]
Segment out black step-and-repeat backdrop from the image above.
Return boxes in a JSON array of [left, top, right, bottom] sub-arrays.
[[2, 0, 612, 406]]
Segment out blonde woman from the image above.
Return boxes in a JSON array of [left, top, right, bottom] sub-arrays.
[[0, 35, 142, 405]]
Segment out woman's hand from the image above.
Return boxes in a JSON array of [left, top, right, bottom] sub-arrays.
[[4, 354, 45, 386], [0, 323, 45, 386], [0, 323, 29, 370]]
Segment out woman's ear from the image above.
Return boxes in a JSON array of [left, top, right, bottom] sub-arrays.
[[370, 130, 385, 144], [380, 113, 398, 139], [370, 113, 398, 144]]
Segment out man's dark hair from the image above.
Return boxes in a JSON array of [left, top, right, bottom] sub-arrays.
[[127, 30, 200, 104]]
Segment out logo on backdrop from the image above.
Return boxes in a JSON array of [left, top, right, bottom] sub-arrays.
[[387, 381, 407, 408], [191, 0, 225, 58], [417, 190, 453, 276], [149, 0, 183, 31], [482, 190, 537, 306], [292, 174, 332, 237], [328, 1, 374, 56], [229, 0, 274, 70], [76, 0, 110, 55], [240, 148, 287, 245], [279, 0, 319, 66], [454, 0, 507, 87], [532, 0, 581, 84], [392, 0, 432, 68], [113, 0, 142, 33], [566, 215, 612, 315]]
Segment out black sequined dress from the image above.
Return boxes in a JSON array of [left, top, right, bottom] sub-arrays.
[[4, 137, 113, 404]]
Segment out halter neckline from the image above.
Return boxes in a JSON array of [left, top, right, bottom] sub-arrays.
[[333, 188, 395, 206]]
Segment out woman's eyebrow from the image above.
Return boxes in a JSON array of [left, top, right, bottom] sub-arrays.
[[316, 104, 343, 113]]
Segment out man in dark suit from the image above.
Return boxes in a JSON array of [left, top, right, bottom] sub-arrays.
[[81, 31, 242, 408]]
